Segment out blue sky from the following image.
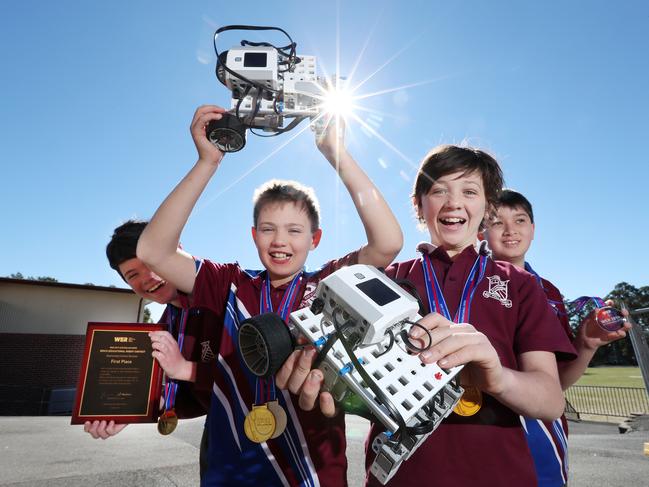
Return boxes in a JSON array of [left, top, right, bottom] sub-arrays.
[[2, 1, 647, 317]]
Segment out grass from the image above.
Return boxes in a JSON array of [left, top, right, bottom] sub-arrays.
[[567, 366, 649, 419], [574, 366, 645, 388]]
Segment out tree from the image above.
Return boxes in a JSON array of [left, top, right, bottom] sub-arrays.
[[6, 272, 58, 282], [36, 276, 58, 282], [143, 307, 152, 323]]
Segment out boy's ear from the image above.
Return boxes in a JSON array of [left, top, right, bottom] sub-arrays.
[[310, 228, 323, 250], [251, 226, 257, 243], [412, 196, 423, 222], [530, 223, 536, 241]]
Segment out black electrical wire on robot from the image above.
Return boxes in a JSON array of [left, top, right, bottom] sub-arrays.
[[313, 312, 441, 452], [213, 25, 299, 95], [213, 25, 309, 137]]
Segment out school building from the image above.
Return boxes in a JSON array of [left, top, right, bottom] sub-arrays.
[[0, 277, 144, 415]]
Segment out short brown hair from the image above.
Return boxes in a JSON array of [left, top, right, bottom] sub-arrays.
[[252, 179, 320, 232], [412, 145, 504, 221]]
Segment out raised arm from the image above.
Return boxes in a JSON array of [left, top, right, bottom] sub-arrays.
[[316, 117, 403, 267], [137, 105, 226, 294]]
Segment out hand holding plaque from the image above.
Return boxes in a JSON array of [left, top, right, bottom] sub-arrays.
[[71, 322, 164, 425]]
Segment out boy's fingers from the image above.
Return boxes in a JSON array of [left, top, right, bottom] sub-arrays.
[[105, 421, 126, 436], [410, 313, 448, 338], [319, 392, 337, 418], [287, 349, 316, 395], [275, 350, 300, 389], [419, 330, 483, 364], [298, 369, 324, 411]]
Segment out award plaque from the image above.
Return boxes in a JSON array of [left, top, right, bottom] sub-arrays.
[[71, 322, 164, 425]]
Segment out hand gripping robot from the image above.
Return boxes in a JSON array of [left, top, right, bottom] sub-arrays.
[[238, 265, 465, 484], [207, 25, 344, 152]]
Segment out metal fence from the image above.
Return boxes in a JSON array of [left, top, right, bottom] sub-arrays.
[[565, 385, 649, 418]]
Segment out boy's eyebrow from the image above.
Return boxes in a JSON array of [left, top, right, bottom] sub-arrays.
[[463, 180, 482, 187]]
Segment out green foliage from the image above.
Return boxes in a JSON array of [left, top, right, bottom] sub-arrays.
[[7, 272, 58, 282], [143, 306, 152, 323]]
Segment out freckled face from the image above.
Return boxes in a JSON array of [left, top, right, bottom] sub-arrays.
[[416, 170, 488, 256], [251, 202, 322, 286]]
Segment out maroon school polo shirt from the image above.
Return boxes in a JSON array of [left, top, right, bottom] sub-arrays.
[[540, 277, 574, 342], [189, 251, 359, 487], [365, 245, 576, 487], [159, 303, 222, 418]]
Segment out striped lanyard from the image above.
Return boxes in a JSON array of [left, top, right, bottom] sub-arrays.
[[163, 305, 188, 412], [255, 271, 303, 403], [421, 251, 488, 323], [570, 296, 607, 312], [524, 262, 566, 314]]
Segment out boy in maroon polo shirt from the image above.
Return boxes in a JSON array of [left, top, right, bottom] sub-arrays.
[[85, 220, 219, 478], [358, 145, 576, 487], [484, 189, 631, 487], [137, 105, 403, 486]]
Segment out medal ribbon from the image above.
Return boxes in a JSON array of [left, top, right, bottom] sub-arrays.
[[524, 262, 566, 314], [256, 272, 303, 403], [570, 296, 607, 312], [163, 305, 189, 412], [421, 252, 488, 323]]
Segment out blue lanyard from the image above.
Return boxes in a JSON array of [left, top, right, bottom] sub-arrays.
[[570, 296, 607, 311], [255, 271, 303, 402], [420, 251, 488, 323], [163, 305, 188, 412], [260, 271, 303, 321], [524, 262, 566, 314]]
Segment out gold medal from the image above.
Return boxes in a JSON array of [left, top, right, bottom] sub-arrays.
[[453, 386, 482, 417], [266, 400, 287, 439], [157, 409, 178, 435], [244, 404, 276, 443]]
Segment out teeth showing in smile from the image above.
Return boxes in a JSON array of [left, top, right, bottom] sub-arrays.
[[440, 217, 466, 225], [270, 252, 291, 261], [147, 281, 165, 293], [503, 240, 520, 246]]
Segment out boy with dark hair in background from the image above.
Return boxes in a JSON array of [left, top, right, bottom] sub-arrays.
[[86, 219, 220, 479], [484, 188, 630, 487]]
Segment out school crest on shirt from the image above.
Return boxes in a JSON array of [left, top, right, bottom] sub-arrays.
[[299, 281, 319, 308], [201, 340, 216, 362], [483, 275, 512, 308]]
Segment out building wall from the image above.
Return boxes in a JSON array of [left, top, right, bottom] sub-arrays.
[[0, 282, 142, 334], [0, 280, 144, 415]]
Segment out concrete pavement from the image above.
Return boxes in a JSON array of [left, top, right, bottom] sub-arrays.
[[0, 416, 647, 486]]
